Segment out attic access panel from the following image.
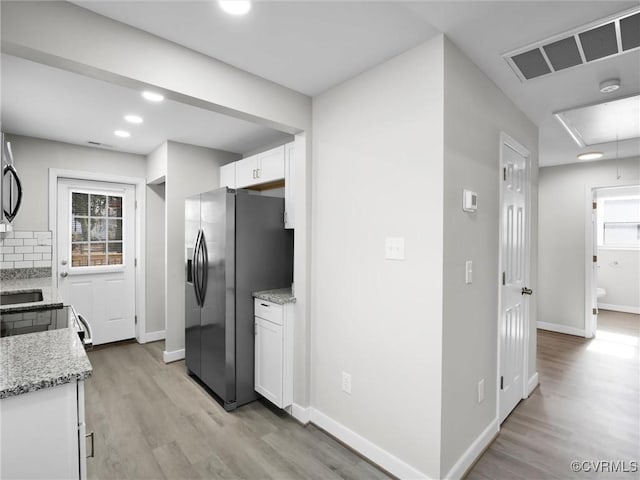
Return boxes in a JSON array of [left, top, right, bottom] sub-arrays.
[[554, 95, 640, 147]]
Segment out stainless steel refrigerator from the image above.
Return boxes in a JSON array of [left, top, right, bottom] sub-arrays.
[[185, 187, 293, 411]]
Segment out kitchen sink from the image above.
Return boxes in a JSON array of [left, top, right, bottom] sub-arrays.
[[0, 290, 43, 305]]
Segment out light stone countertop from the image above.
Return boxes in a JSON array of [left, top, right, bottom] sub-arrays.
[[0, 276, 63, 314], [253, 288, 296, 305], [0, 327, 92, 399]]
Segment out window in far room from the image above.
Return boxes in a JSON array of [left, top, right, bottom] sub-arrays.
[[597, 190, 640, 249]]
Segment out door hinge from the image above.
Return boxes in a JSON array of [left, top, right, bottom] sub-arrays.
[[135, 200, 138, 210], [502, 271, 506, 285], [135, 315, 138, 325], [592, 201, 597, 210], [503, 167, 507, 181], [592, 308, 597, 315], [592, 255, 597, 263], [134, 258, 138, 267], [500, 376, 504, 390]]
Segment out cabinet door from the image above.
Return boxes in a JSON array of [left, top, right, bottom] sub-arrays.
[[219, 163, 237, 188], [254, 317, 283, 407], [236, 155, 259, 188], [284, 142, 295, 229], [257, 145, 285, 184]]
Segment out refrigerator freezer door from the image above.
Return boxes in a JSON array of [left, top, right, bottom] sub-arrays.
[[234, 193, 293, 407], [185, 194, 202, 377], [200, 188, 236, 407]]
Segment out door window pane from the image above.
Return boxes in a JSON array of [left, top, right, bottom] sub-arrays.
[[71, 191, 124, 267]]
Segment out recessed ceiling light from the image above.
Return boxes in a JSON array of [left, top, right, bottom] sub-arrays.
[[577, 152, 603, 161], [142, 91, 164, 102], [599, 78, 620, 93], [219, 1, 251, 15], [114, 130, 131, 138], [124, 114, 143, 124]]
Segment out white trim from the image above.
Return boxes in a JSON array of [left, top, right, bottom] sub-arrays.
[[163, 348, 185, 363], [527, 372, 539, 396], [139, 330, 166, 344], [48, 169, 146, 344], [443, 418, 499, 480], [290, 403, 311, 425], [497, 132, 532, 424], [537, 321, 587, 337], [598, 303, 640, 315], [309, 408, 430, 480]]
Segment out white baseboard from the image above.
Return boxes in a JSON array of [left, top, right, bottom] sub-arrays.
[[163, 348, 185, 363], [444, 418, 499, 480], [290, 403, 311, 425], [537, 321, 586, 337], [527, 372, 539, 396], [309, 408, 430, 480], [598, 303, 640, 315], [139, 330, 165, 344]]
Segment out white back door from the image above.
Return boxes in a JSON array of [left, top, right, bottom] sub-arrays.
[[57, 178, 136, 345], [499, 136, 532, 423]]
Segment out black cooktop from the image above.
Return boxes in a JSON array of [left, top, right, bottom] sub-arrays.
[[0, 306, 74, 338]]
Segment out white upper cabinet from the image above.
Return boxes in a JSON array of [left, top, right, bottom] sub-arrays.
[[256, 145, 285, 184], [219, 162, 237, 188], [284, 142, 295, 229], [235, 155, 259, 188]]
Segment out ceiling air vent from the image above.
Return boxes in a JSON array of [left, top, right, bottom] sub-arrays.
[[503, 7, 640, 82]]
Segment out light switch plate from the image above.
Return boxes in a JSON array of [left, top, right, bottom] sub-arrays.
[[385, 237, 405, 260]]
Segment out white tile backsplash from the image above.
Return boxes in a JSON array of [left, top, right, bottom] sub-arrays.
[[0, 230, 52, 269]]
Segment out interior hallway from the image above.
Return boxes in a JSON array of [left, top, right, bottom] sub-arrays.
[[468, 310, 640, 479]]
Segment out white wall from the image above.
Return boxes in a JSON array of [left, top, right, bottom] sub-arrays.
[[311, 36, 445, 478], [597, 249, 640, 312], [163, 141, 239, 357], [440, 38, 539, 476], [145, 183, 166, 334], [147, 142, 167, 184], [538, 157, 640, 331], [6, 134, 146, 231]]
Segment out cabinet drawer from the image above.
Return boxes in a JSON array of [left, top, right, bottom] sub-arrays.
[[254, 299, 283, 325]]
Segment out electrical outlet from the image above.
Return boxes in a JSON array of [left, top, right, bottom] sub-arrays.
[[477, 378, 485, 403], [385, 237, 405, 260], [341, 372, 352, 394]]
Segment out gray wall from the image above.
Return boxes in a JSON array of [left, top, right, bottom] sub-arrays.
[[163, 141, 239, 355], [440, 38, 539, 475], [145, 183, 166, 334], [538, 157, 640, 330], [6, 134, 146, 231], [311, 36, 445, 478]]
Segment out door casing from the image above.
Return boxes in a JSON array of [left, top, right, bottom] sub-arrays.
[[48, 169, 146, 343]]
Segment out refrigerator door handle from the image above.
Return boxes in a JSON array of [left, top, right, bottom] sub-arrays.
[[193, 230, 203, 307], [200, 231, 208, 304]]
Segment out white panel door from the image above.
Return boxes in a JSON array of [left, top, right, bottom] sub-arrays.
[[499, 138, 531, 423], [57, 178, 136, 345], [255, 317, 283, 407]]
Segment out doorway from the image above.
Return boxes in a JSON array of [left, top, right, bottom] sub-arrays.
[[587, 185, 640, 337], [498, 133, 532, 423], [49, 169, 146, 345]]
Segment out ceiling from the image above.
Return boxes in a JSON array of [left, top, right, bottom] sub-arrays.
[[2, 1, 640, 165]]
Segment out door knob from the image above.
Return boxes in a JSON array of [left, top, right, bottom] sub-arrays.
[[61, 259, 68, 266], [60, 272, 68, 278], [521, 287, 533, 296]]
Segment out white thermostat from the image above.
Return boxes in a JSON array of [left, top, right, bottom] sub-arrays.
[[463, 190, 478, 212]]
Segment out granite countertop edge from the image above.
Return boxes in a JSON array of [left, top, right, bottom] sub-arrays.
[[253, 288, 296, 305], [0, 370, 92, 399], [0, 276, 62, 314], [0, 328, 93, 400]]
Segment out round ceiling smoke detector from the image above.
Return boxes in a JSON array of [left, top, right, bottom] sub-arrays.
[[599, 79, 620, 94]]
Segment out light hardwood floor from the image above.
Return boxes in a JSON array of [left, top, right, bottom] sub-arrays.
[[467, 310, 640, 480], [85, 310, 639, 479], [85, 341, 391, 480]]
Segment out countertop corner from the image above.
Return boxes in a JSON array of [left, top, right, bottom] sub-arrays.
[[253, 288, 296, 305]]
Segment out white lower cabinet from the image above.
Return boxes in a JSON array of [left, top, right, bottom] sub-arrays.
[[0, 381, 88, 479], [254, 299, 293, 408]]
